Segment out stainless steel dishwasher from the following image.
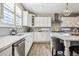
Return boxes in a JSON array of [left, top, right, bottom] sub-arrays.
[[12, 39, 25, 56]]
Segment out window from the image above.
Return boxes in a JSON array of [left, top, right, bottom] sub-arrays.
[[1, 3, 22, 26], [2, 3, 14, 24], [15, 5, 22, 26]]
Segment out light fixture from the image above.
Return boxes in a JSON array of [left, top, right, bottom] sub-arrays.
[[63, 3, 71, 16]]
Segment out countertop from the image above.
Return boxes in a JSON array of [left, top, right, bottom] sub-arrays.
[[50, 32, 79, 41], [0, 33, 32, 52]]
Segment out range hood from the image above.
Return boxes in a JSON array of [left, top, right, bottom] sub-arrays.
[[52, 13, 62, 23]]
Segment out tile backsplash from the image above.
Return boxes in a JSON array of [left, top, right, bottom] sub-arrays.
[[0, 26, 29, 36], [0, 27, 10, 36]]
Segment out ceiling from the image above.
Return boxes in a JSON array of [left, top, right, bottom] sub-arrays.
[[22, 3, 79, 16]]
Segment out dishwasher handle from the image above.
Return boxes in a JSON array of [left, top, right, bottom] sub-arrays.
[[18, 41, 25, 46], [14, 40, 25, 47]]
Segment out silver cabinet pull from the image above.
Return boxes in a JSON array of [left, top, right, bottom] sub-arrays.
[[14, 39, 25, 46]]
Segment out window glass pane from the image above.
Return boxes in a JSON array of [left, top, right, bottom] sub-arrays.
[[4, 8, 14, 19], [4, 3, 14, 12], [2, 3, 22, 26], [3, 3, 14, 24], [4, 8, 13, 17]]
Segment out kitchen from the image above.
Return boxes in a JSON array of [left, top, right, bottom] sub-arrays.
[[0, 3, 79, 56]]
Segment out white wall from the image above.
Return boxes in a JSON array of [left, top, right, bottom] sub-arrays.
[[0, 27, 10, 36]]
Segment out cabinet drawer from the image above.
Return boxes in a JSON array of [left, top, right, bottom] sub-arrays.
[[0, 46, 12, 56]]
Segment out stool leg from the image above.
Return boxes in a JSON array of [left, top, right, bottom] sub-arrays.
[[69, 46, 73, 56], [70, 51, 73, 56], [52, 48, 56, 56]]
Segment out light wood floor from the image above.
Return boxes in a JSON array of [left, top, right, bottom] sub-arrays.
[[28, 43, 52, 56]]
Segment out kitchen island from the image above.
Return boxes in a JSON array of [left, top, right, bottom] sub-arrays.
[[50, 32, 79, 56]]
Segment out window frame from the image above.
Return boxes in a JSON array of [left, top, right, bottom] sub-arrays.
[[2, 3, 15, 25], [0, 3, 23, 27]]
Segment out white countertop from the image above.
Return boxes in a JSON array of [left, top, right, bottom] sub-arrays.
[[50, 32, 79, 41], [0, 33, 32, 52]]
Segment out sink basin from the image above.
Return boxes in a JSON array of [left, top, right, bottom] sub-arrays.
[[16, 34, 24, 36]]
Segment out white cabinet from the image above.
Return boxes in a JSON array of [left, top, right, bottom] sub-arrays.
[[28, 14, 35, 27], [23, 11, 29, 26], [27, 14, 32, 27], [61, 17, 79, 27], [0, 46, 12, 56], [25, 34, 33, 56], [34, 17, 51, 27], [23, 11, 35, 27], [33, 32, 50, 42]]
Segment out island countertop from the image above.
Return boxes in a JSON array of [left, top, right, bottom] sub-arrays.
[[50, 32, 79, 56], [50, 32, 79, 41]]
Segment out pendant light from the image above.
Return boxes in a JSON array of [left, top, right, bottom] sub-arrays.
[[64, 3, 71, 16]]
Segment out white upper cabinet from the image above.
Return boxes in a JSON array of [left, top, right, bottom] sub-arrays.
[[23, 11, 28, 26], [27, 14, 32, 27], [23, 11, 35, 27], [27, 14, 35, 27], [34, 17, 51, 27], [61, 17, 79, 27]]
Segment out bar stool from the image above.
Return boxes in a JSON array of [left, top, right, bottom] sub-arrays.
[[69, 46, 79, 56], [52, 37, 64, 56]]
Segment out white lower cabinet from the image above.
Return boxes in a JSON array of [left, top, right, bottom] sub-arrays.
[[0, 46, 12, 56], [33, 32, 50, 42], [25, 35, 33, 56]]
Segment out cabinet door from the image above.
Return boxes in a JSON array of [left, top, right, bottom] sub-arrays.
[[61, 17, 76, 27], [34, 17, 40, 27], [25, 39, 30, 55], [27, 14, 34, 27], [28, 35, 33, 47], [0, 46, 12, 56], [25, 35, 33, 56], [23, 11, 28, 26], [34, 17, 51, 27], [33, 32, 50, 42], [27, 14, 32, 27]]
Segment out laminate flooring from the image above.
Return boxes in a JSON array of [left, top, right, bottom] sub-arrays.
[[28, 43, 52, 56]]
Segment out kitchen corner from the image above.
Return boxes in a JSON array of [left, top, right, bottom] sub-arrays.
[[0, 32, 33, 56]]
